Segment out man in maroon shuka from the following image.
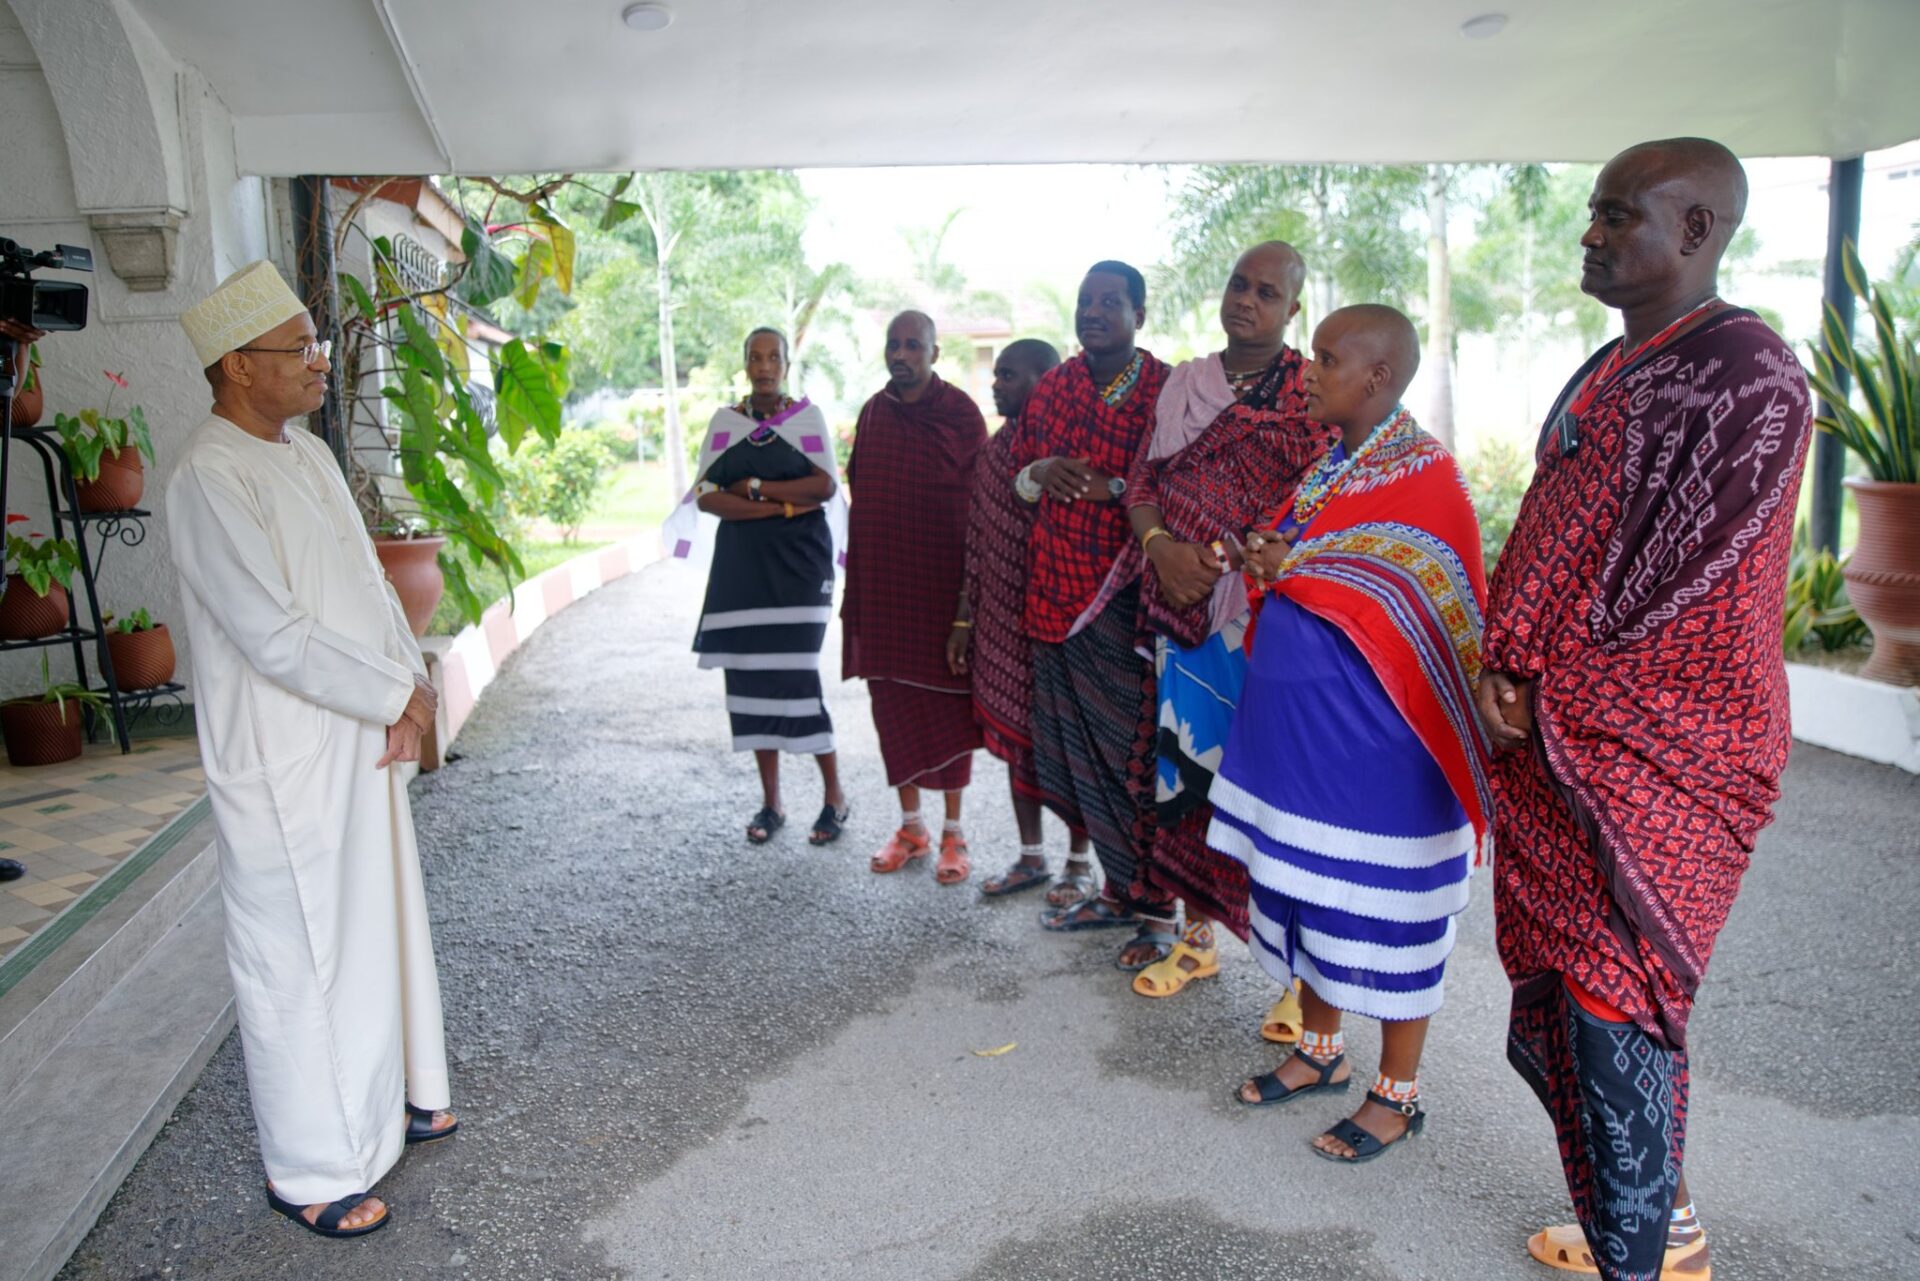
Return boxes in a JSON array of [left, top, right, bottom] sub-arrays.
[[948, 338, 1100, 903], [1003, 261, 1174, 970], [1478, 138, 1811, 1281], [843, 310, 988, 886]]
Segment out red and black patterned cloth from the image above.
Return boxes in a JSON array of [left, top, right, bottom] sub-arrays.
[[841, 374, 988, 789], [1122, 347, 1331, 647], [1488, 309, 1810, 1265], [1005, 352, 1172, 643], [964, 425, 1042, 791], [842, 374, 987, 689], [1122, 350, 1336, 932], [1488, 308, 1810, 1051]]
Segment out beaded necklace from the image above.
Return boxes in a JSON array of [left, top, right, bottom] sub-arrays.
[[1224, 352, 1286, 406], [736, 394, 792, 443], [1290, 404, 1410, 526], [1095, 350, 1145, 407]]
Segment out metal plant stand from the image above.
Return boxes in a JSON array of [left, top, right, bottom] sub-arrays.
[[0, 425, 185, 752]]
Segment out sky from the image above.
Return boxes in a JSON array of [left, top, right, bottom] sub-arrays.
[[801, 164, 1172, 299]]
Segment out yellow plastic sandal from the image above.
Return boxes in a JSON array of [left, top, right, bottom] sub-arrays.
[[1260, 979, 1305, 1044], [1526, 1223, 1712, 1279], [1131, 940, 1220, 997]]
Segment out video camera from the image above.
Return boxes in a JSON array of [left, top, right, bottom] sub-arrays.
[[0, 237, 92, 333]]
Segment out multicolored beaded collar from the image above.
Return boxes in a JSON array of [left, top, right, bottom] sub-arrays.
[[1095, 350, 1146, 407], [1290, 404, 1412, 526]]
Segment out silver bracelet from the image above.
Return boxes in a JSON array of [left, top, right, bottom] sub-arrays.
[[1014, 462, 1044, 504]]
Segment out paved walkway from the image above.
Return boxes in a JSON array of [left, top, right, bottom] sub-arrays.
[[55, 561, 1920, 1280]]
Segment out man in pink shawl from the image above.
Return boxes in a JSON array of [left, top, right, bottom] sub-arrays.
[[1118, 243, 1335, 1033], [842, 311, 988, 884]]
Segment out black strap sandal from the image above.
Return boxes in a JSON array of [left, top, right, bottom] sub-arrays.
[[1312, 1091, 1425, 1163], [405, 1101, 458, 1145], [265, 1183, 390, 1238], [1040, 896, 1137, 932], [1237, 1050, 1351, 1108], [746, 806, 785, 845], [980, 858, 1052, 898], [1114, 921, 1178, 972], [808, 803, 849, 846], [1043, 864, 1099, 910]]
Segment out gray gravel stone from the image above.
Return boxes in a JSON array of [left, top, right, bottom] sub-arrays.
[[55, 560, 1920, 1281]]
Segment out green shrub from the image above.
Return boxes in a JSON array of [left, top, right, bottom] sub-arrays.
[[1460, 438, 1535, 572], [505, 426, 622, 541]]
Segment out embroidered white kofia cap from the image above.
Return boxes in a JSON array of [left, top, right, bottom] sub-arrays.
[[179, 260, 307, 368]]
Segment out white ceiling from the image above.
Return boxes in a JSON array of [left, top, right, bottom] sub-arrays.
[[129, 0, 1920, 176]]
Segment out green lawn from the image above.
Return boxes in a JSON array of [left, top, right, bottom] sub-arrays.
[[422, 461, 674, 636], [582, 460, 676, 534]]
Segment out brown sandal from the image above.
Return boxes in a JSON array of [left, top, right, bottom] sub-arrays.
[[935, 830, 971, 884], [870, 826, 931, 874]]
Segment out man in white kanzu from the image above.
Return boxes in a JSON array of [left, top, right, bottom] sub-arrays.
[[170, 261, 455, 1239]]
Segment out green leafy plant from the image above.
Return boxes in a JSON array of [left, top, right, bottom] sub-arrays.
[[1806, 238, 1919, 484], [504, 428, 620, 543], [4, 514, 80, 596], [105, 607, 155, 635], [335, 194, 575, 626], [52, 370, 154, 482], [7, 654, 108, 725], [1782, 522, 1869, 653]]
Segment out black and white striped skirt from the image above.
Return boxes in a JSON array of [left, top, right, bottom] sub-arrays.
[[693, 513, 836, 755]]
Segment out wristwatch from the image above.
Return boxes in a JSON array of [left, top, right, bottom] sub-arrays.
[[1108, 477, 1127, 499], [748, 476, 764, 502]]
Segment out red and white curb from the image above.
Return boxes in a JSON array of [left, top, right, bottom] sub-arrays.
[[429, 535, 659, 754]]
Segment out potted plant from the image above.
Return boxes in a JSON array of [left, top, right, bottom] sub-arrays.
[[1806, 239, 1920, 686], [8, 344, 43, 429], [103, 607, 176, 691], [332, 179, 577, 633], [1, 655, 106, 767], [0, 514, 79, 640], [54, 370, 154, 512], [368, 516, 448, 638]]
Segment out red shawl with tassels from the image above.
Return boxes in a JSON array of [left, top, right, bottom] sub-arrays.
[[1248, 409, 1493, 851]]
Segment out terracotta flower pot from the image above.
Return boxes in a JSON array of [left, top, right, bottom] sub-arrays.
[[105, 623, 175, 691], [373, 535, 447, 638], [0, 575, 69, 640], [9, 379, 43, 430], [75, 446, 145, 512], [1843, 478, 1920, 687], [1, 697, 86, 767]]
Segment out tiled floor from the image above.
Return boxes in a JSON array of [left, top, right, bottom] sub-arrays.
[[0, 738, 205, 961]]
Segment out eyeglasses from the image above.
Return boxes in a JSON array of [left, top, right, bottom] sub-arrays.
[[237, 339, 332, 365]]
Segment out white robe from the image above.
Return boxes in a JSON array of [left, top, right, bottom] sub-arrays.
[[165, 414, 448, 1205]]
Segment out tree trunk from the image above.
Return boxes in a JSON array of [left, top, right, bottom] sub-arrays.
[[1424, 165, 1457, 452], [1311, 175, 1336, 328], [657, 253, 686, 496]]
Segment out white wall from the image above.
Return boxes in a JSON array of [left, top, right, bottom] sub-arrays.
[[0, 1, 277, 710]]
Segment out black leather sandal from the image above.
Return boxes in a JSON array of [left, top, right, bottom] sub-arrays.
[[1238, 1049, 1351, 1107], [808, 802, 849, 846], [405, 1101, 457, 1145], [1312, 1091, 1426, 1163], [265, 1184, 390, 1238], [746, 806, 785, 844]]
